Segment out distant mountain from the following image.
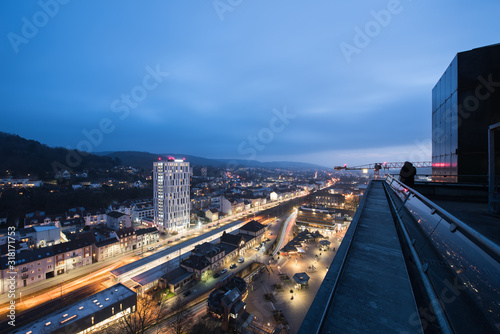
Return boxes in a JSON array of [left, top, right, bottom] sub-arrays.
[[216, 159, 327, 170], [0, 132, 118, 179], [98, 151, 328, 170], [96, 151, 220, 170], [0, 132, 326, 179]]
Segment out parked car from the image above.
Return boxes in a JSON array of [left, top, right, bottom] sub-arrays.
[[221, 268, 228, 274], [213, 273, 221, 278], [147, 247, 154, 251], [230, 263, 237, 269], [183, 290, 192, 297], [255, 247, 260, 251], [238, 257, 244, 263], [136, 252, 142, 256]]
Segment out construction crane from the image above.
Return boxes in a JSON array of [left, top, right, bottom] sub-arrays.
[[334, 161, 432, 178]]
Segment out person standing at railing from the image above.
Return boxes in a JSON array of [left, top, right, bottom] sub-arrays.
[[399, 161, 416, 188]]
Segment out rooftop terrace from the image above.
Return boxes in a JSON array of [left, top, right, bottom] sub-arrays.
[[300, 178, 499, 334]]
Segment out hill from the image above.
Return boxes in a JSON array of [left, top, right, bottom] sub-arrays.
[[99, 151, 327, 170], [0, 132, 327, 179], [0, 132, 118, 179]]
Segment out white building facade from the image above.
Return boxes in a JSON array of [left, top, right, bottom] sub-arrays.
[[154, 158, 190, 233]]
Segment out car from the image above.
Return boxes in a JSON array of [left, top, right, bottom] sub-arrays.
[[238, 257, 244, 263], [230, 263, 237, 269], [255, 247, 260, 251], [167, 240, 173, 244], [213, 273, 221, 278], [183, 290, 192, 297], [181, 236, 186, 239], [147, 247, 154, 251], [221, 268, 228, 274], [265, 238, 270, 242], [136, 252, 142, 256]]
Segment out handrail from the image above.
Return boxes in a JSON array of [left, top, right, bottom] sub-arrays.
[[382, 182, 452, 334], [386, 175, 500, 262]]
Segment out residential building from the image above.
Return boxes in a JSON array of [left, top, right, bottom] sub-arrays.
[[136, 227, 159, 249], [0, 240, 30, 256], [205, 208, 219, 222], [84, 209, 107, 226], [220, 196, 244, 215], [18, 224, 61, 248], [131, 200, 154, 223], [191, 196, 210, 210], [0, 239, 92, 293], [154, 158, 190, 233], [92, 238, 120, 262], [0, 177, 43, 188], [57, 217, 85, 239], [24, 211, 64, 228], [106, 211, 132, 230], [114, 227, 136, 252], [53, 240, 92, 275], [208, 276, 248, 332]]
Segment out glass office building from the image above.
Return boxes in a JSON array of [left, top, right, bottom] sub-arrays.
[[432, 43, 500, 182]]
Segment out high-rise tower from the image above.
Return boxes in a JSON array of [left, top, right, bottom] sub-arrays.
[[153, 157, 190, 233]]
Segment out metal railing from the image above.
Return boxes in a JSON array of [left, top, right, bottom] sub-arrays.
[[386, 175, 499, 260], [387, 173, 500, 185], [382, 181, 452, 334], [385, 175, 500, 332]]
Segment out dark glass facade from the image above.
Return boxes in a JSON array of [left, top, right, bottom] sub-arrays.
[[432, 43, 500, 183]]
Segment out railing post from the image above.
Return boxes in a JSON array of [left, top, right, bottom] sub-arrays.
[[398, 192, 411, 213], [488, 122, 500, 214], [389, 177, 395, 187]]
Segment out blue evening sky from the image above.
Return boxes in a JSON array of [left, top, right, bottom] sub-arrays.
[[1, 1, 499, 167]]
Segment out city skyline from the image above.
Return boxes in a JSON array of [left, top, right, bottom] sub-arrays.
[[1, 1, 500, 166]]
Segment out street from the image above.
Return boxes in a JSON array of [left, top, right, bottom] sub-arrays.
[[0, 193, 314, 331]]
